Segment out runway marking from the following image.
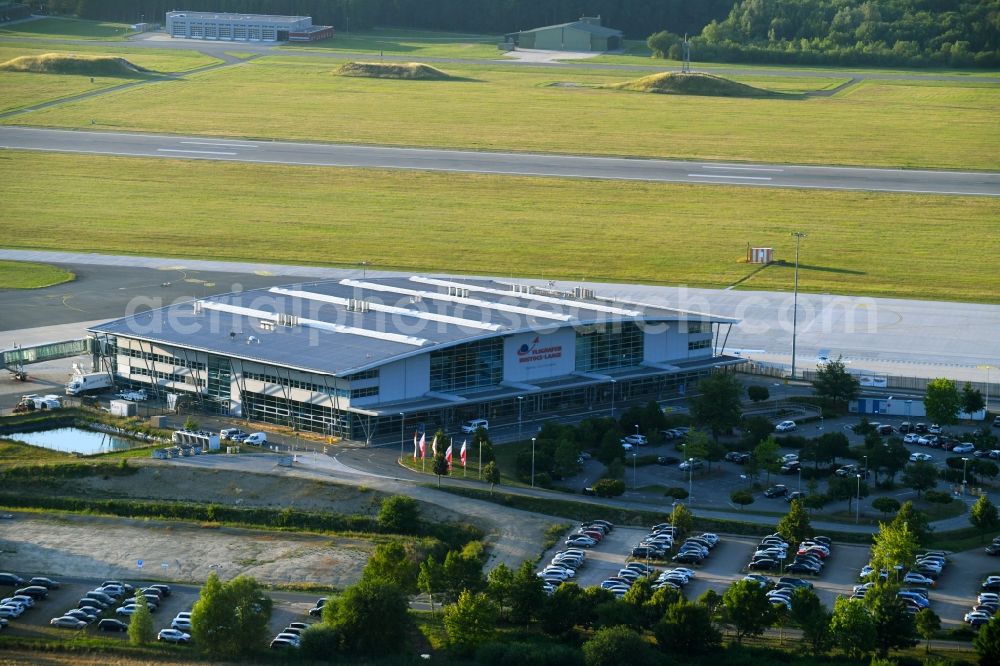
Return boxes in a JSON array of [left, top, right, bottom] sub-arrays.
[[701, 165, 784, 173], [180, 141, 258, 149], [157, 148, 238, 156], [687, 174, 773, 181], [2, 146, 997, 196]]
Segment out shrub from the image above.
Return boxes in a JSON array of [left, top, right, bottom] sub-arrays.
[[923, 490, 954, 504], [476, 641, 582, 666], [664, 487, 689, 500], [593, 479, 625, 497]]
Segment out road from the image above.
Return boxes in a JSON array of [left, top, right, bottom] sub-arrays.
[[2, 126, 998, 196]]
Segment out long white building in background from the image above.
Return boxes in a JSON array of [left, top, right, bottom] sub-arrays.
[[89, 276, 743, 444], [165, 11, 332, 42]]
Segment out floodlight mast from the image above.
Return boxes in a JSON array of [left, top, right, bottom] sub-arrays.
[[790, 232, 807, 379]]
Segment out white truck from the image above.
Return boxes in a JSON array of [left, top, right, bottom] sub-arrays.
[[65, 371, 113, 396]]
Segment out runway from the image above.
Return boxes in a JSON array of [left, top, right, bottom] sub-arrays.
[[2, 126, 998, 196]]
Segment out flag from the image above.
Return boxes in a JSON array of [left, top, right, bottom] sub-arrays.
[[419, 432, 426, 459], [413, 432, 418, 461], [460, 440, 467, 467], [431, 435, 438, 458], [445, 444, 453, 470]]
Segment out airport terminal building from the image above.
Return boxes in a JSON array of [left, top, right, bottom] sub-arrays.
[[165, 11, 333, 42], [89, 276, 743, 444]]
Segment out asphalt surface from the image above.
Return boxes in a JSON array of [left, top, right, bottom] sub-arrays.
[[2, 126, 998, 196], [1, 251, 997, 383]]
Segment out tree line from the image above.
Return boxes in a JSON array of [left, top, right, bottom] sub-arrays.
[[38, 0, 733, 38], [649, 0, 999, 68]]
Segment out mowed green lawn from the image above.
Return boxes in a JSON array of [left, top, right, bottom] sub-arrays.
[[11, 57, 997, 169], [1, 152, 997, 302], [0, 260, 74, 289], [281, 28, 503, 59], [0, 17, 133, 40], [0, 43, 221, 112]]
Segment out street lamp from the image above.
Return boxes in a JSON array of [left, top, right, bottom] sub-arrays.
[[963, 457, 970, 496], [399, 412, 405, 463], [686, 443, 694, 501], [517, 395, 524, 442], [797, 466, 802, 493], [978, 364, 995, 410], [632, 452, 637, 490], [855, 473, 862, 524], [635, 424, 640, 438], [863, 455, 868, 478], [531, 437, 536, 488], [609, 379, 617, 418], [790, 231, 807, 379]]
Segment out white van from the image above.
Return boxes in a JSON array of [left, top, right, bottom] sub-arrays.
[[243, 432, 268, 446], [461, 419, 489, 433]]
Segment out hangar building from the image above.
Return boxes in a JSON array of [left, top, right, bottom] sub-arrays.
[[506, 16, 623, 52], [89, 276, 742, 444], [165, 11, 333, 42]]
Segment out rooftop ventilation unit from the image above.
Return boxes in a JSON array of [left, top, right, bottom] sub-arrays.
[[277, 314, 299, 327], [572, 287, 596, 300], [447, 286, 470, 298], [510, 284, 533, 295], [193, 300, 204, 314], [258, 320, 275, 331], [347, 299, 370, 313]]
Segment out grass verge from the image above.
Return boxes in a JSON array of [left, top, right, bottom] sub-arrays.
[[281, 27, 502, 59], [0, 17, 133, 41], [0, 259, 74, 288], [1, 152, 997, 302], [9, 56, 998, 169]]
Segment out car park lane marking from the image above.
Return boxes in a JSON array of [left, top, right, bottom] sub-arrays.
[[157, 148, 239, 156]]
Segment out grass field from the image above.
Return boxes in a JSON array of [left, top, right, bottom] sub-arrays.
[[0, 17, 132, 40], [0, 260, 74, 289], [0, 43, 220, 112], [9, 56, 997, 169], [281, 28, 503, 59], [1, 152, 997, 302]]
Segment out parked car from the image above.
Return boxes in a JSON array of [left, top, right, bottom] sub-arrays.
[[678, 458, 704, 471], [0, 574, 25, 587], [780, 461, 801, 474], [158, 628, 191, 644], [622, 434, 648, 447], [909, 452, 933, 462], [656, 456, 680, 466], [28, 577, 60, 589], [50, 616, 87, 629], [953, 442, 976, 454], [98, 618, 129, 632], [15, 586, 48, 600], [786, 491, 806, 503], [725, 451, 751, 464], [764, 485, 789, 498], [775, 421, 797, 433]]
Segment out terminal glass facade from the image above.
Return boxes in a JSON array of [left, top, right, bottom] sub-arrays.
[[429, 338, 503, 393], [574, 322, 644, 372]]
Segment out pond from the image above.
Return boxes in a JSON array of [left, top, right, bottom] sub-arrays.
[[6, 428, 141, 456]]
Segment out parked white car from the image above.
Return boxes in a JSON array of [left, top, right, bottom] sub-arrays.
[[953, 443, 976, 454], [775, 420, 797, 432]]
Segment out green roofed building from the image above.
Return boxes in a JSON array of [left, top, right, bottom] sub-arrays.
[[506, 16, 622, 52]]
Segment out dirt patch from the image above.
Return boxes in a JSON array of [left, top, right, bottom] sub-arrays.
[[0, 512, 372, 587]]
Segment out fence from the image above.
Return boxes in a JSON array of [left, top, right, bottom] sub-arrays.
[[737, 361, 1000, 398]]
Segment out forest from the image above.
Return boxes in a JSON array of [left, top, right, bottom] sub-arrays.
[[651, 0, 999, 68], [29, 0, 1000, 68]]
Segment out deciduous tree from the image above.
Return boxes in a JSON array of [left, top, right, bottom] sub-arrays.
[[731, 489, 754, 510], [925, 378, 961, 426], [721, 579, 776, 645], [864, 582, 918, 656], [444, 590, 497, 656], [872, 496, 901, 519], [812, 356, 859, 402], [776, 499, 812, 546], [418, 554, 445, 614], [902, 461, 938, 497], [790, 587, 832, 655], [893, 501, 933, 545], [191, 572, 272, 658], [583, 625, 657, 666], [378, 495, 420, 534], [653, 600, 721, 655], [963, 382, 986, 416], [974, 614, 1000, 665], [870, 520, 918, 575], [915, 607, 941, 654], [325, 580, 408, 656], [669, 502, 694, 537], [483, 461, 500, 494], [753, 436, 781, 484], [689, 372, 743, 441], [747, 384, 769, 403], [971, 495, 1000, 542], [128, 591, 155, 645], [509, 560, 544, 626], [829, 596, 876, 661], [433, 452, 449, 486], [361, 541, 417, 592]]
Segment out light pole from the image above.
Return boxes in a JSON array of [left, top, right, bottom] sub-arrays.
[[790, 231, 807, 379], [978, 364, 995, 410], [635, 424, 640, 438], [609, 379, 617, 418], [686, 442, 694, 501], [399, 412, 405, 463], [531, 437, 536, 488], [906, 400, 912, 421], [855, 473, 862, 524], [797, 466, 802, 493], [632, 452, 637, 490], [517, 395, 524, 442], [963, 457, 970, 496], [863, 455, 868, 478]]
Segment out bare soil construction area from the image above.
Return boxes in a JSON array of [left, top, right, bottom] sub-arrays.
[[0, 513, 374, 587], [0, 465, 468, 587]]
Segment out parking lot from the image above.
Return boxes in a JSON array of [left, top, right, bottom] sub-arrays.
[[0, 574, 322, 644], [541, 522, 994, 628]]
